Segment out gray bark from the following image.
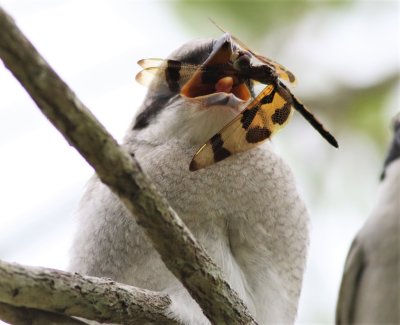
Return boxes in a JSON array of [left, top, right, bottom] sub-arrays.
[[0, 302, 88, 325], [0, 260, 176, 324]]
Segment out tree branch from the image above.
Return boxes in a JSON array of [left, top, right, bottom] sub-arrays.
[[0, 302, 89, 325], [0, 260, 177, 325], [0, 6, 256, 325]]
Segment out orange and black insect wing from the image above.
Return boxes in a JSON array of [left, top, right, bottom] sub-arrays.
[[230, 83, 294, 156], [190, 84, 294, 171], [189, 116, 259, 172], [190, 85, 274, 171]]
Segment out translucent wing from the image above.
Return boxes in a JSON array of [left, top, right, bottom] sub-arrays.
[[137, 58, 164, 68], [135, 67, 160, 87], [135, 59, 201, 91], [190, 84, 294, 171]]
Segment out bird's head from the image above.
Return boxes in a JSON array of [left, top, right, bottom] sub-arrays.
[[130, 34, 254, 147]]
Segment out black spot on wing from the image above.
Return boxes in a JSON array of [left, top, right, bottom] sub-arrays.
[[260, 89, 276, 104], [241, 105, 260, 129], [133, 96, 170, 130], [271, 103, 291, 125], [210, 133, 232, 162], [165, 60, 181, 92], [246, 127, 271, 143]]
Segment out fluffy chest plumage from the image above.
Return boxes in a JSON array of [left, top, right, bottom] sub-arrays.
[[126, 138, 310, 322], [129, 138, 309, 306]]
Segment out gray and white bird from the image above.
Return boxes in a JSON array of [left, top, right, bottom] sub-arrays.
[[336, 117, 400, 324], [69, 34, 310, 324]]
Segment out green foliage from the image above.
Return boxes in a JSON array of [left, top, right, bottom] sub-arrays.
[[171, 0, 351, 42], [346, 78, 398, 148], [325, 75, 400, 151]]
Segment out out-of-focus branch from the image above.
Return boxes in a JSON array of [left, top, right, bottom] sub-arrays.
[[0, 260, 177, 325], [0, 6, 256, 325]]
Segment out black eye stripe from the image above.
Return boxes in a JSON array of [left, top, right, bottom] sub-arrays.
[[133, 96, 171, 130]]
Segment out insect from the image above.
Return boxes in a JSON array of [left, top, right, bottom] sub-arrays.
[[136, 32, 338, 171]]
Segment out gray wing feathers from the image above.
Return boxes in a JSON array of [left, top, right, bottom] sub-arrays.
[[336, 238, 365, 325]]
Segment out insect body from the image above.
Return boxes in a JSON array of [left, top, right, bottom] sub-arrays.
[[136, 33, 338, 171], [136, 52, 273, 99]]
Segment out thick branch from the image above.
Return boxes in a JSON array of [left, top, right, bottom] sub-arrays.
[[0, 6, 256, 325], [0, 302, 88, 325], [0, 260, 177, 325]]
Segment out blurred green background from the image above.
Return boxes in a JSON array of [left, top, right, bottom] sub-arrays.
[[0, 0, 399, 324]]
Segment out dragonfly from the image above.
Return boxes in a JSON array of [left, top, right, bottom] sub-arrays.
[[136, 32, 338, 171]]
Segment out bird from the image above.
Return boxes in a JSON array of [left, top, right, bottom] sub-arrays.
[[69, 33, 310, 324], [336, 117, 400, 324]]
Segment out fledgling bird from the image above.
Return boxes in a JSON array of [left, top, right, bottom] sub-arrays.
[[336, 117, 400, 324], [69, 34, 310, 324]]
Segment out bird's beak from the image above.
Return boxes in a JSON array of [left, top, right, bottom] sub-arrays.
[[180, 33, 251, 110]]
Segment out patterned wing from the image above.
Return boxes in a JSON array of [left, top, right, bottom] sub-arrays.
[[135, 59, 200, 92], [190, 84, 294, 171]]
